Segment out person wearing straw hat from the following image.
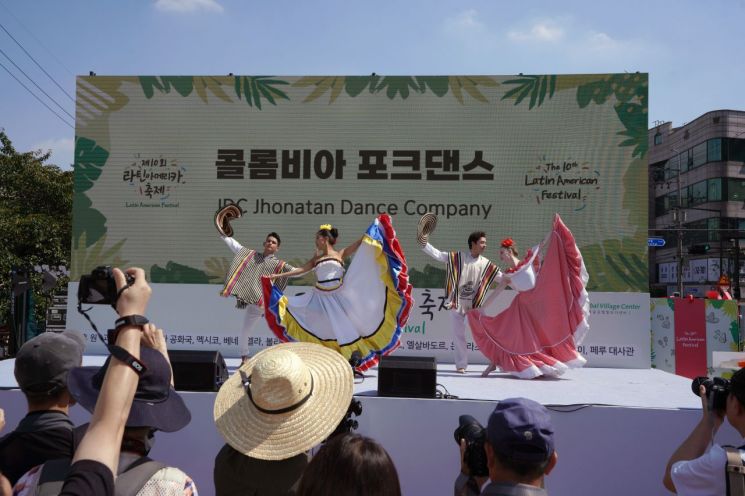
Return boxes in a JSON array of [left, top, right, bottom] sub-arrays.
[[213, 342, 354, 496], [215, 204, 296, 363], [420, 215, 500, 373]]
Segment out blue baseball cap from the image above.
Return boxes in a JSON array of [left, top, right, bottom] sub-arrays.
[[487, 398, 554, 462]]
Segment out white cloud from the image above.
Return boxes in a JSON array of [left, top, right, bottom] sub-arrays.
[[445, 9, 486, 35], [508, 20, 565, 43], [32, 137, 74, 169], [154, 0, 223, 14]]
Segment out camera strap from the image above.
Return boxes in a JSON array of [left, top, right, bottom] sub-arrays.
[[111, 277, 135, 310], [726, 446, 745, 496], [77, 302, 147, 376]]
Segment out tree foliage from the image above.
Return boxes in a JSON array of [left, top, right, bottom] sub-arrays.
[[0, 130, 73, 333]]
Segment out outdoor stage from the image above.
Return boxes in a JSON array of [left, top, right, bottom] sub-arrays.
[[0, 358, 725, 496]]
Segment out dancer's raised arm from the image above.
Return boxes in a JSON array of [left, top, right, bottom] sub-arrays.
[[338, 236, 363, 259]]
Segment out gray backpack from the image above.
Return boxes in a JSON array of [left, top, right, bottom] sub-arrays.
[[35, 456, 165, 496]]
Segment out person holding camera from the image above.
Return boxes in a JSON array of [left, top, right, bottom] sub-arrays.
[[664, 368, 745, 495], [455, 398, 558, 495]]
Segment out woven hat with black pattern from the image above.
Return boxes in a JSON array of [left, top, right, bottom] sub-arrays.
[[417, 212, 438, 246], [215, 204, 242, 237], [213, 343, 354, 460]]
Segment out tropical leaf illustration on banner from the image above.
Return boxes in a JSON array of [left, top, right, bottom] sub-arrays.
[[70, 234, 128, 280], [138, 76, 234, 103], [233, 76, 290, 109], [501, 75, 557, 109], [501, 73, 648, 158], [730, 320, 740, 350], [204, 257, 231, 284], [139, 76, 195, 98], [448, 76, 498, 103], [293, 75, 497, 103], [581, 153, 648, 292], [409, 265, 447, 288], [576, 73, 648, 158], [72, 137, 109, 249], [150, 261, 211, 283]]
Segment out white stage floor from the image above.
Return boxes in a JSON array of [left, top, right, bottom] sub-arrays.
[[1, 356, 698, 409]]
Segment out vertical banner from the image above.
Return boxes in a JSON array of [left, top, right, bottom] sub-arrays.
[[651, 298, 675, 373], [673, 298, 707, 378]]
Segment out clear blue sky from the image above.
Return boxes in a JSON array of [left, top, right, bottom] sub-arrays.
[[1, 0, 743, 169]]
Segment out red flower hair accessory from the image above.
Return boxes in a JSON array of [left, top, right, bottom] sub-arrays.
[[501, 238, 514, 249]]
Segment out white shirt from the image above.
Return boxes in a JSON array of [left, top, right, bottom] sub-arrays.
[[422, 243, 494, 313], [671, 442, 745, 496]]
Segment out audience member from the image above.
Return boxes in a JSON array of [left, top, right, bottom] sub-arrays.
[[664, 368, 745, 494], [0, 330, 85, 485], [0, 408, 10, 496], [213, 342, 354, 496], [455, 398, 558, 495], [54, 266, 150, 495], [297, 433, 401, 496], [14, 323, 197, 495]]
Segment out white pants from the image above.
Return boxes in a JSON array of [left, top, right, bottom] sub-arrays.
[[450, 311, 469, 370], [240, 304, 264, 356]]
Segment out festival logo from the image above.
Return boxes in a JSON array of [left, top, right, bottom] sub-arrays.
[[123, 154, 186, 208]]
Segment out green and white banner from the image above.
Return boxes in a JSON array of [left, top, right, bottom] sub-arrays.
[[69, 74, 649, 363]]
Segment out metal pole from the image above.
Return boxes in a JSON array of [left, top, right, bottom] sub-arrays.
[[676, 170, 684, 296], [736, 237, 742, 300]]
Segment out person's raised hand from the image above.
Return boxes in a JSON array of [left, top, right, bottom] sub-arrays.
[[700, 384, 725, 431], [113, 267, 151, 317], [141, 323, 168, 355]]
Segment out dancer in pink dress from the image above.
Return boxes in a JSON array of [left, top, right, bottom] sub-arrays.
[[467, 214, 589, 379]]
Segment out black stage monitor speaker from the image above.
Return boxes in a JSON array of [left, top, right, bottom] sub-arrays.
[[168, 350, 228, 392], [377, 355, 437, 398]]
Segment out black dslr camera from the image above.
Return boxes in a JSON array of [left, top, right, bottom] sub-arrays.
[[692, 376, 730, 411], [78, 266, 133, 306], [454, 415, 489, 477]]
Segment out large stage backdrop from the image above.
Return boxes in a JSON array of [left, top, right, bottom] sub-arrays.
[[67, 73, 650, 367]]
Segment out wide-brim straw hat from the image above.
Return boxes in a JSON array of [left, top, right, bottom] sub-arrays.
[[215, 204, 242, 237], [214, 342, 354, 460], [417, 212, 438, 246]]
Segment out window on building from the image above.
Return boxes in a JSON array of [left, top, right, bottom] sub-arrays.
[[708, 178, 722, 201], [654, 132, 663, 145], [655, 195, 666, 215], [727, 178, 745, 201], [680, 150, 690, 172], [692, 142, 707, 168], [666, 192, 680, 212], [728, 138, 745, 162], [664, 157, 678, 180], [690, 181, 708, 205], [708, 138, 722, 162], [708, 217, 720, 241], [684, 219, 708, 245]]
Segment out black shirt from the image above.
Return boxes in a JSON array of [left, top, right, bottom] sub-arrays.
[[0, 410, 77, 485], [214, 443, 308, 496], [59, 460, 114, 496]]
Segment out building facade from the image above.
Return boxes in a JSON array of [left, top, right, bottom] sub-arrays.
[[649, 110, 745, 297]]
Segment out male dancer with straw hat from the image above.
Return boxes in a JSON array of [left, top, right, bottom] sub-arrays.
[[215, 205, 295, 363], [418, 214, 500, 373]]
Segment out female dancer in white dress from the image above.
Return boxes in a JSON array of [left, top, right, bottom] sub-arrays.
[[263, 215, 413, 371]]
